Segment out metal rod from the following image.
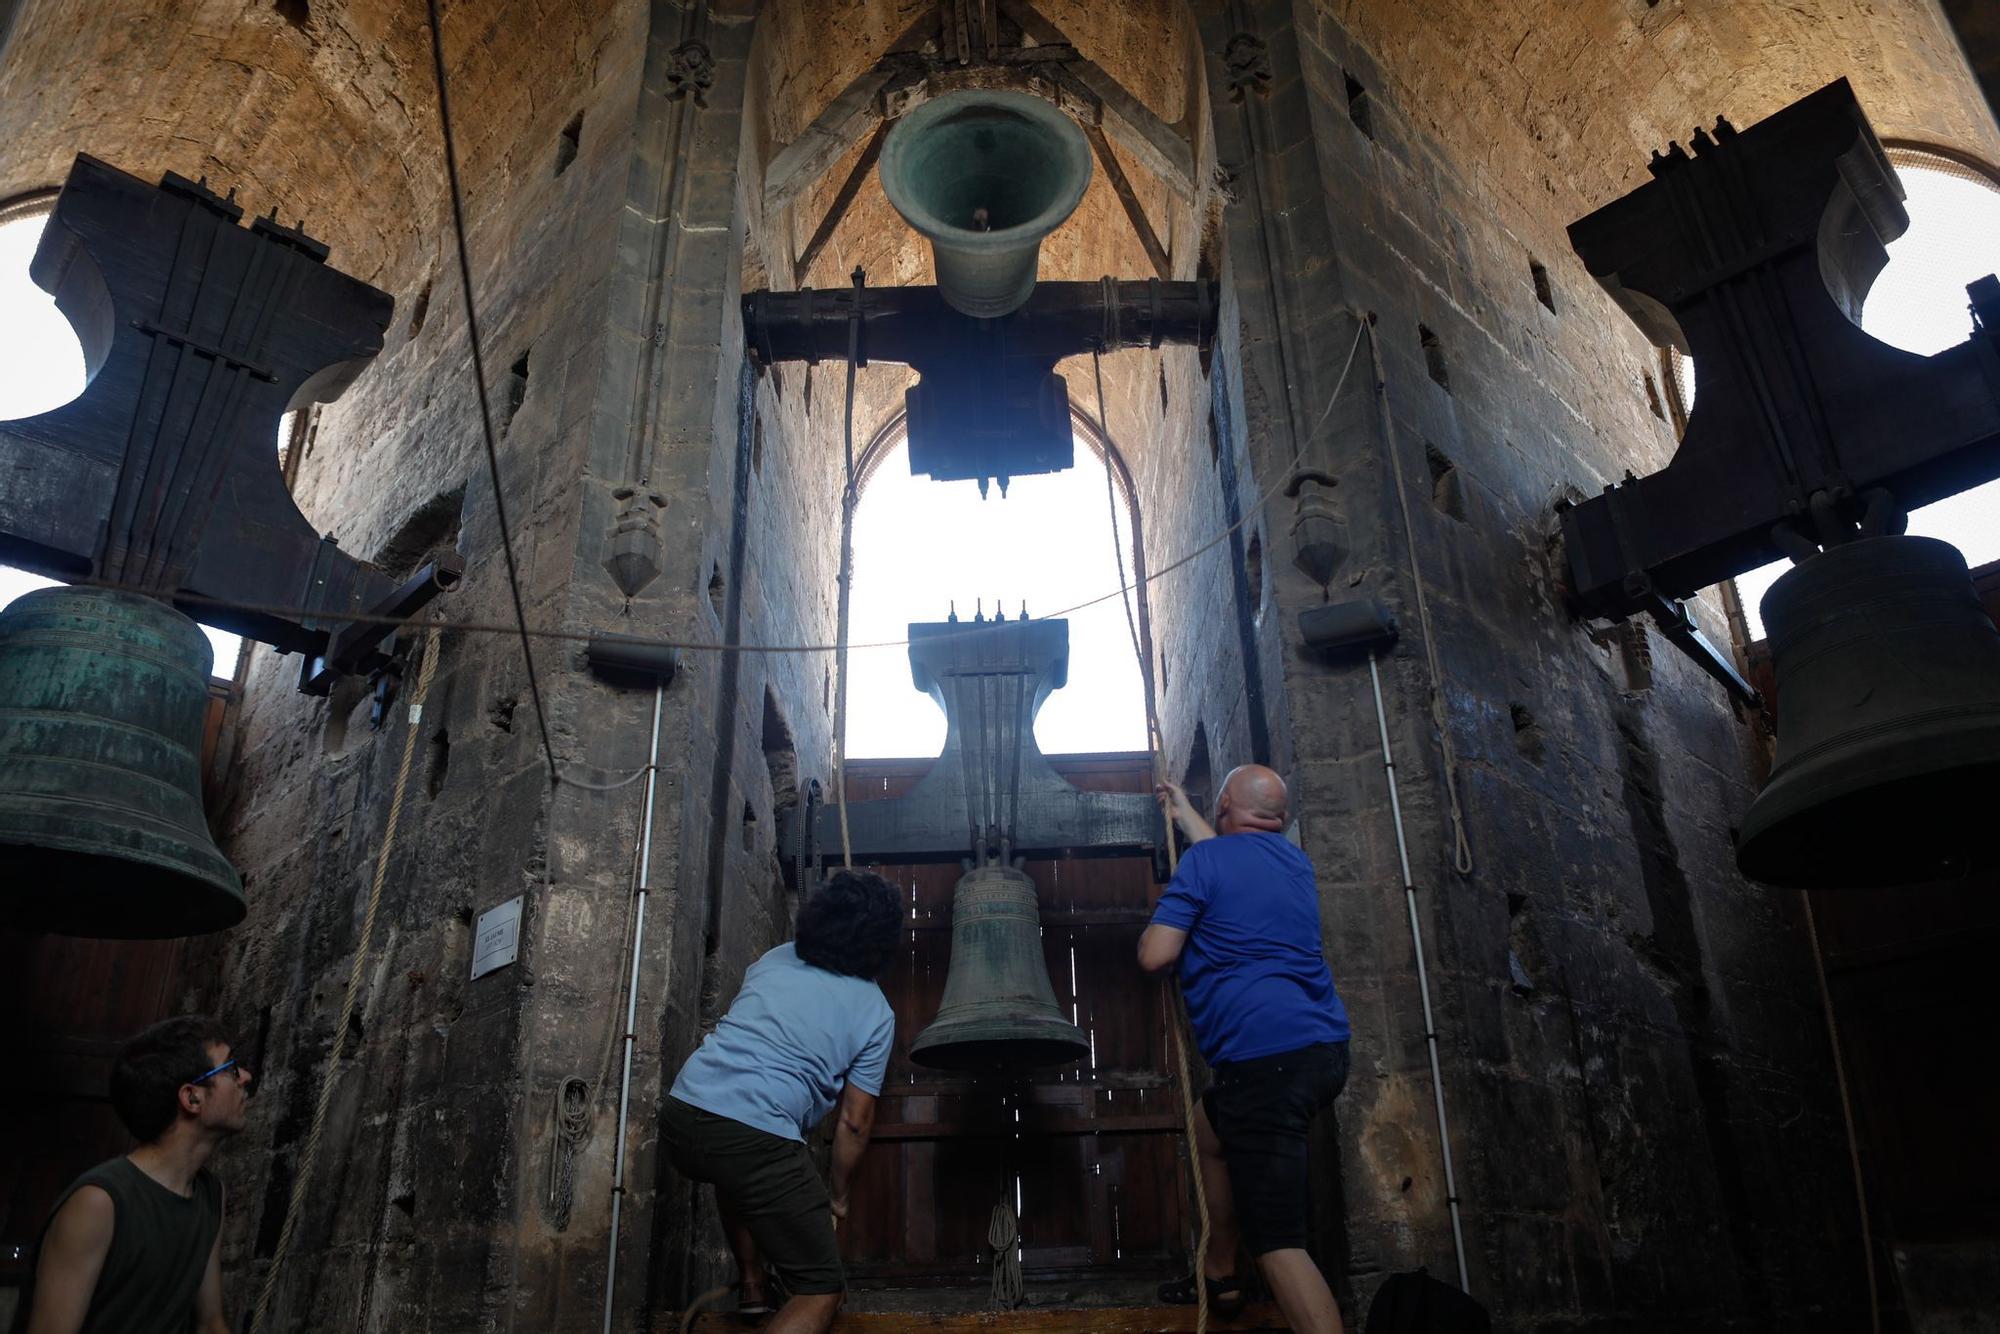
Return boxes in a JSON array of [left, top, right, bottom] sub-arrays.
[[602, 680, 666, 1334], [975, 671, 993, 859], [1005, 668, 1026, 857], [953, 673, 981, 858], [1368, 652, 1472, 1292]]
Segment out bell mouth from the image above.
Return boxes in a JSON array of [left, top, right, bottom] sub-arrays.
[[0, 840, 246, 936], [880, 90, 1093, 249], [1736, 761, 1995, 888], [909, 1024, 1091, 1072]]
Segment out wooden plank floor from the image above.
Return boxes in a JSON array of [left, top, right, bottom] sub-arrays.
[[665, 1305, 1289, 1331]]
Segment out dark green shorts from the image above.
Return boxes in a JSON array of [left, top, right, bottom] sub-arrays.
[[661, 1096, 843, 1294]]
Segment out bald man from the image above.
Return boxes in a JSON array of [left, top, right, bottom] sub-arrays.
[[1140, 764, 1350, 1334]]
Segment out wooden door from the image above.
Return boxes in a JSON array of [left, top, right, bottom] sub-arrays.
[[838, 753, 1190, 1287]]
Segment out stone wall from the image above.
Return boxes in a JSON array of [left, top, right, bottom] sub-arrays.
[[173, 1, 661, 1327], [1144, 0, 1991, 1325]]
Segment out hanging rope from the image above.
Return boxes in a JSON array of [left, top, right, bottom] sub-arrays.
[[988, 1199, 1025, 1309], [1092, 345, 1207, 1332], [830, 266, 865, 870], [1801, 890, 1881, 1333], [1091, 322, 1373, 1329], [1363, 320, 1474, 876], [249, 621, 443, 1333], [423, 0, 557, 788]]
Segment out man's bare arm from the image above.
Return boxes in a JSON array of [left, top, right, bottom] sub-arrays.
[[828, 1082, 878, 1227], [25, 1186, 115, 1334], [191, 1183, 227, 1334], [1137, 923, 1189, 973]]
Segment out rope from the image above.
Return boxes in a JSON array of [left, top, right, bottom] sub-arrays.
[[1363, 320, 1474, 876], [249, 621, 443, 1332], [1093, 345, 1205, 1332], [830, 267, 864, 870], [677, 1285, 732, 1334], [547, 1076, 593, 1230], [1801, 890, 1881, 1333], [424, 0, 558, 788], [988, 1199, 1025, 1309], [56, 325, 1369, 672], [1091, 323, 1368, 1328]]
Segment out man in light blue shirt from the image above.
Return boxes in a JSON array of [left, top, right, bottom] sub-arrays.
[[664, 869, 900, 1331]]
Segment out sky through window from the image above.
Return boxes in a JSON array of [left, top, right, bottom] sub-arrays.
[[845, 434, 1149, 758]]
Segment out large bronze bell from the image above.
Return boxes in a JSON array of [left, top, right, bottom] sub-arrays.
[[880, 89, 1093, 319], [0, 586, 245, 935], [1736, 535, 2000, 888], [910, 863, 1089, 1070]]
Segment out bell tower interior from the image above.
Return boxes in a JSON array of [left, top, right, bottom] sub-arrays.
[[2, 1, 1999, 1331]]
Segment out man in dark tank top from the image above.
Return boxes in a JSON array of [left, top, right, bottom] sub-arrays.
[[15, 1016, 251, 1334]]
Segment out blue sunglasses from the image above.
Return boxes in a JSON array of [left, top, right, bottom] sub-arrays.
[[189, 1057, 238, 1086]]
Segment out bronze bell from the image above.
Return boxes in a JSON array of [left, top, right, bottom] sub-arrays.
[[879, 89, 1093, 319], [1736, 535, 2000, 888], [0, 586, 246, 936], [909, 863, 1089, 1070]]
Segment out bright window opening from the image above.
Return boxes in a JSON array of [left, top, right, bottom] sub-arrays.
[[845, 431, 1149, 758], [0, 194, 84, 420], [1676, 148, 2000, 639]]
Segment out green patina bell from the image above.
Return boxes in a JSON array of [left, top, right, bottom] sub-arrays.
[[880, 89, 1093, 319], [0, 585, 245, 936], [909, 864, 1089, 1071]]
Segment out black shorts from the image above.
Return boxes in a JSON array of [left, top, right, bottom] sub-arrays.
[[1201, 1040, 1349, 1256], [661, 1096, 844, 1294]]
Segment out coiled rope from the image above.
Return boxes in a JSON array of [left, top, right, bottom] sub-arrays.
[[547, 1075, 593, 1229], [989, 1199, 1025, 1309], [249, 620, 442, 1332]]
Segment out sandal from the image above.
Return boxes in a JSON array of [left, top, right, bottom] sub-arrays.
[[1158, 1271, 1247, 1318], [736, 1284, 773, 1316]]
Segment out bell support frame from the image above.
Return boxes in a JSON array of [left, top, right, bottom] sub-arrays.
[[0, 154, 459, 696], [1558, 79, 2000, 668]]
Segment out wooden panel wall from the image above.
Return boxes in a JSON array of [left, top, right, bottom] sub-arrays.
[[839, 753, 1192, 1287]]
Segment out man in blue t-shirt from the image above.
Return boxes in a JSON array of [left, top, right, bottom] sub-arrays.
[[664, 870, 900, 1332], [1140, 764, 1351, 1334]]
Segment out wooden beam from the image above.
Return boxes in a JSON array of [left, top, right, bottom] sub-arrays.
[[1082, 121, 1172, 280], [871, 1112, 1182, 1140], [793, 121, 891, 286], [765, 64, 895, 217], [763, 8, 936, 216], [670, 1305, 1289, 1331], [996, 0, 1194, 197]]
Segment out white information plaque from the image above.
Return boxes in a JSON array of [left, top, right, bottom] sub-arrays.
[[470, 895, 524, 980]]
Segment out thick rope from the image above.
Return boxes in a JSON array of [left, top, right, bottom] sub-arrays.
[[546, 1075, 593, 1230], [830, 268, 864, 870], [988, 1199, 1025, 1308], [677, 1285, 732, 1334], [250, 621, 443, 1332], [1363, 320, 1474, 875], [424, 0, 557, 788], [1093, 347, 1206, 1332], [1801, 890, 1881, 1332], [64, 330, 1366, 667]]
